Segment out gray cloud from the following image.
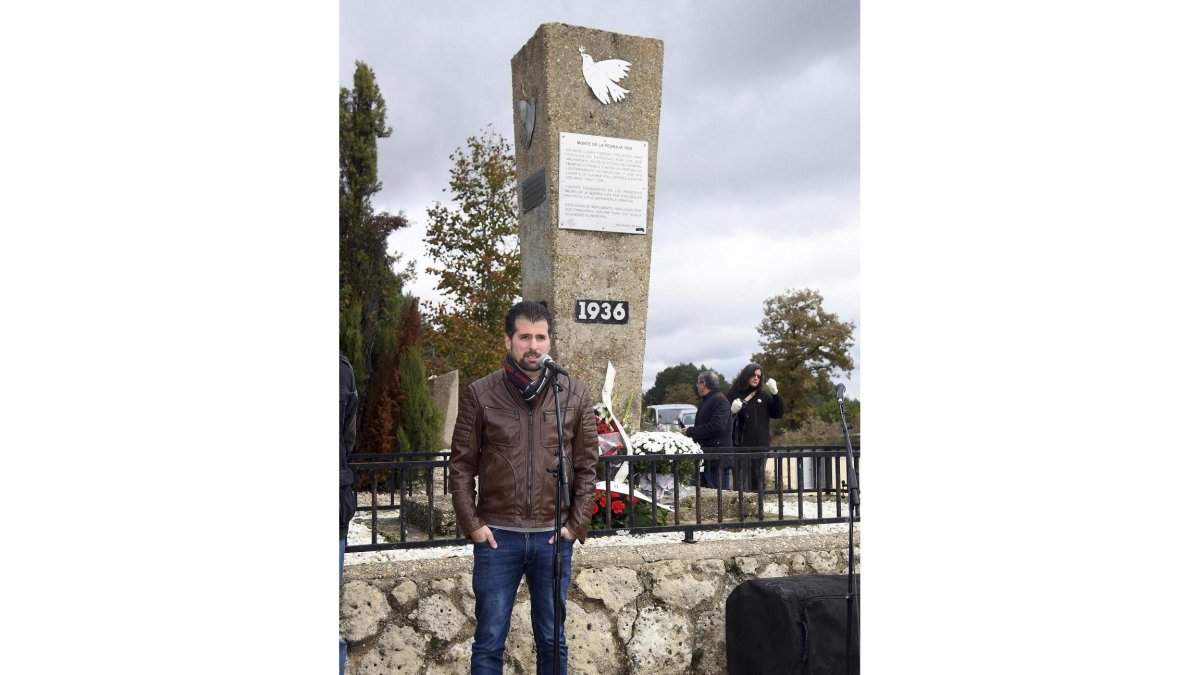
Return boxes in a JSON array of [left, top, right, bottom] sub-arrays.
[[341, 0, 860, 398]]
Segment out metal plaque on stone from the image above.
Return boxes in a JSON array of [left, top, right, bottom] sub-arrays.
[[558, 132, 649, 234], [521, 169, 546, 213]]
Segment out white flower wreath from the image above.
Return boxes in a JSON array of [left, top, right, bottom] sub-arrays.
[[628, 431, 702, 456]]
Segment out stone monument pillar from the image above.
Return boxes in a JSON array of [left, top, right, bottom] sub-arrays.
[[511, 23, 664, 427]]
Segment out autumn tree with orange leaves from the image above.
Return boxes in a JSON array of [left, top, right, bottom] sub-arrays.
[[422, 126, 521, 388]]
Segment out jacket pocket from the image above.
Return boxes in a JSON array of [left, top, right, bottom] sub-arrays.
[[483, 406, 521, 447], [541, 407, 577, 448]]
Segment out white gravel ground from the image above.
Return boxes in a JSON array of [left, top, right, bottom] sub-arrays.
[[344, 495, 857, 566]]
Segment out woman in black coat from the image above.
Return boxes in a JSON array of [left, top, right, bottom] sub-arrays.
[[728, 363, 784, 491]]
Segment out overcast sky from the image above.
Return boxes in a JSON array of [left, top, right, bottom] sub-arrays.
[[340, 0, 860, 398]]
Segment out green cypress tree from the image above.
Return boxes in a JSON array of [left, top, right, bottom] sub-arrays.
[[339, 61, 411, 411], [397, 344, 443, 453]]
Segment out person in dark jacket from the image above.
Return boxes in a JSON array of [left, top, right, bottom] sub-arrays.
[[339, 355, 359, 675], [684, 369, 733, 488], [728, 363, 784, 491], [448, 301, 599, 675]]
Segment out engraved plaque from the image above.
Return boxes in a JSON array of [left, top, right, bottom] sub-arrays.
[[558, 132, 648, 234]]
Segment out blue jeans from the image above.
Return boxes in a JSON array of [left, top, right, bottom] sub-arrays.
[[339, 538, 346, 675], [471, 528, 575, 674]]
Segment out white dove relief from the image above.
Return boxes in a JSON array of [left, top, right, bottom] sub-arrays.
[[579, 46, 631, 105]]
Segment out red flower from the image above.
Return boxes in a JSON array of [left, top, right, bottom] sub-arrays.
[[598, 497, 607, 507], [611, 499, 626, 515], [592, 501, 599, 514]]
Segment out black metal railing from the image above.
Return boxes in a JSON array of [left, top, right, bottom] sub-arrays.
[[344, 445, 859, 553], [345, 452, 458, 552]]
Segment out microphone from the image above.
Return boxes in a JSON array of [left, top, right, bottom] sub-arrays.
[[835, 383, 846, 403], [537, 353, 570, 377]]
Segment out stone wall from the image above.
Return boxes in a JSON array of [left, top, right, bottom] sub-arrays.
[[341, 531, 859, 675]]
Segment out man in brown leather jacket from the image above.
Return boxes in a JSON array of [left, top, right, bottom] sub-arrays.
[[449, 300, 598, 675]]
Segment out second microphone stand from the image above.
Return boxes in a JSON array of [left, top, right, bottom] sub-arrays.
[[834, 384, 860, 675]]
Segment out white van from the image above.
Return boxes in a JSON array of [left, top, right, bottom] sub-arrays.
[[642, 404, 697, 432]]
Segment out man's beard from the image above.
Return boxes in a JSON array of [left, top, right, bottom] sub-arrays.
[[516, 350, 541, 374]]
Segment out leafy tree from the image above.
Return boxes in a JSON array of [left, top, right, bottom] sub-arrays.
[[340, 61, 439, 467], [422, 125, 521, 386], [644, 363, 728, 406], [751, 288, 856, 430], [817, 396, 860, 433], [662, 382, 699, 407]]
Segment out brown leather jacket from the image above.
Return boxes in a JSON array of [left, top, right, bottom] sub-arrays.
[[449, 370, 599, 542]]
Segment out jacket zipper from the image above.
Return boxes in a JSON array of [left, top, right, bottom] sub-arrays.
[[483, 405, 520, 418], [527, 410, 534, 517]]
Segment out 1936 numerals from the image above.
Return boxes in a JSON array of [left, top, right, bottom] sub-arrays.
[[574, 300, 629, 324]]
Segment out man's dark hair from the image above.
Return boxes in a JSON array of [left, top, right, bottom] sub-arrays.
[[505, 301, 553, 337], [697, 369, 721, 392]]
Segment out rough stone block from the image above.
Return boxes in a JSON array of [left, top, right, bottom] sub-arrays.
[[758, 562, 789, 579], [341, 580, 391, 643], [576, 566, 643, 612], [806, 549, 841, 575], [627, 605, 692, 674], [390, 579, 418, 607], [350, 625, 426, 675], [565, 599, 621, 674], [733, 556, 759, 576], [424, 642, 472, 675], [416, 594, 468, 642], [650, 559, 717, 610], [789, 553, 811, 575]]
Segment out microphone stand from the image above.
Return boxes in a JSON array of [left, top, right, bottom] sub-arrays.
[[835, 385, 860, 675], [547, 373, 571, 675]]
